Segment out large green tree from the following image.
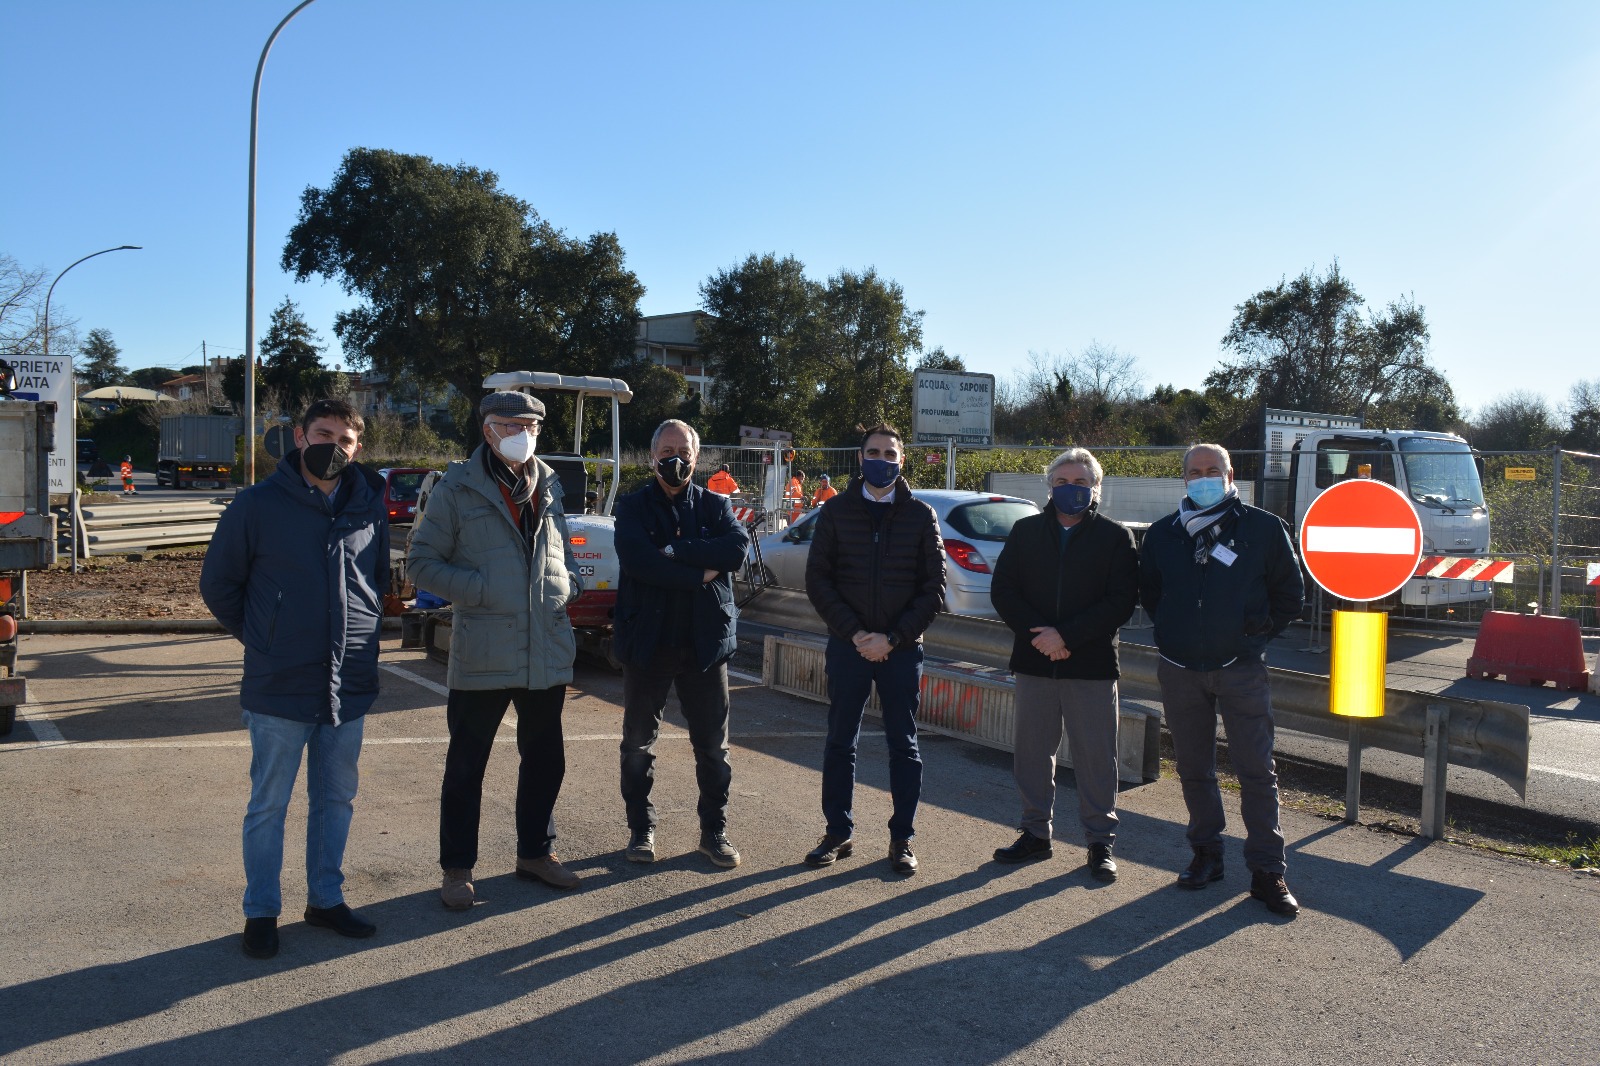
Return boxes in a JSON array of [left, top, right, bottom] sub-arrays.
[[78, 327, 127, 389], [259, 298, 334, 412], [809, 267, 923, 444], [698, 253, 822, 443], [281, 148, 644, 448], [1209, 264, 1454, 439]]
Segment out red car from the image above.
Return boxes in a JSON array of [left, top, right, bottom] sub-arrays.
[[378, 467, 434, 525]]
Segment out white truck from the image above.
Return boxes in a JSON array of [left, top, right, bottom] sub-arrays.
[[1259, 408, 1490, 606], [0, 393, 58, 736]]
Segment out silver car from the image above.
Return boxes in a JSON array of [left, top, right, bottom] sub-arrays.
[[754, 489, 1042, 619]]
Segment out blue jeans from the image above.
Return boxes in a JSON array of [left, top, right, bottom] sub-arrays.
[[822, 636, 924, 840], [1157, 658, 1286, 874], [242, 710, 365, 918]]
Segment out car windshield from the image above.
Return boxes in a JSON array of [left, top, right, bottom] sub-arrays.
[[944, 499, 1039, 541], [389, 472, 427, 501], [1399, 438, 1484, 509]]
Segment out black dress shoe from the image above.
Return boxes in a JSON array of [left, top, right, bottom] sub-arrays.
[[1176, 847, 1225, 889], [889, 838, 918, 876], [1250, 870, 1300, 916], [304, 903, 377, 939], [1087, 842, 1117, 882], [242, 917, 278, 959], [804, 833, 854, 867], [994, 831, 1053, 864]]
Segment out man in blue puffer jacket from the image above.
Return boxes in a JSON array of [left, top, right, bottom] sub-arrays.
[[1139, 443, 1304, 917], [200, 399, 390, 960]]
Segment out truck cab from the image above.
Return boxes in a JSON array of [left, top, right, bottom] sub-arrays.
[[1276, 426, 1490, 605]]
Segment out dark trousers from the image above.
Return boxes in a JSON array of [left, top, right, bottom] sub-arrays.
[[822, 635, 924, 840], [620, 645, 732, 834], [1157, 658, 1287, 874], [439, 685, 566, 870]]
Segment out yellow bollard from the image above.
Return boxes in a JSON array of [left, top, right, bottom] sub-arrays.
[[1331, 610, 1387, 717]]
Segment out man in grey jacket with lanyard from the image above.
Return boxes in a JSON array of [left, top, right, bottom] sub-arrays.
[[408, 390, 583, 911]]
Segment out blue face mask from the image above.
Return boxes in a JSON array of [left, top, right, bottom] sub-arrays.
[[862, 458, 900, 489], [1186, 476, 1228, 509], [1051, 482, 1093, 516]]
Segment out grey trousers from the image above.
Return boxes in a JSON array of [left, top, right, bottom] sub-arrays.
[[1157, 657, 1287, 874], [1012, 674, 1119, 847]]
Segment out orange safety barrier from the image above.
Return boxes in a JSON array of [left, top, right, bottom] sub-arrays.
[[1465, 610, 1590, 691]]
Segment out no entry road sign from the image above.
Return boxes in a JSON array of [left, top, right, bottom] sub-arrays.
[[1300, 479, 1423, 601]]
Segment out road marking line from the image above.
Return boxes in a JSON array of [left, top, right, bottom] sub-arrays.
[[379, 662, 450, 697], [1530, 763, 1600, 784], [729, 669, 763, 684], [19, 706, 63, 744], [1304, 526, 1417, 554]]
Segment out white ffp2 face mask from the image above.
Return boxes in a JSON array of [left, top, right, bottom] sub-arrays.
[[494, 429, 536, 464]]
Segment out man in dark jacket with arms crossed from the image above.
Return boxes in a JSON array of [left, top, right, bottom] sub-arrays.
[[613, 419, 750, 868]]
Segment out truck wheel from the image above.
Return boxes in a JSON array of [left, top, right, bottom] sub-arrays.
[[0, 705, 14, 738]]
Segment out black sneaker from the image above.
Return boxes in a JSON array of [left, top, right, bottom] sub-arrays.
[[1250, 870, 1300, 916], [1176, 847, 1225, 890], [698, 830, 741, 869], [626, 827, 656, 863], [1087, 842, 1117, 882], [889, 838, 918, 876], [242, 917, 278, 959], [804, 833, 854, 867], [994, 831, 1053, 864], [303, 903, 376, 939]]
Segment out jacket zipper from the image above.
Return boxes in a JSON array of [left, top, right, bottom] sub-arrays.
[[267, 589, 282, 648], [1052, 519, 1067, 679]]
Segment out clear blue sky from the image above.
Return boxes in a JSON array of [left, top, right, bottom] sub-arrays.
[[4, 0, 1597, 418]]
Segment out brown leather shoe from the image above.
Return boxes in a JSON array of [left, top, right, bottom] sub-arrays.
[[516, 854, 581, 891], [1250, 870, 1300, 916], [441, 868, 475, 910]]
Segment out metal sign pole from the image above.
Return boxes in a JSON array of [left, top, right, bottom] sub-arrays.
[[945, 438, 956, 491]]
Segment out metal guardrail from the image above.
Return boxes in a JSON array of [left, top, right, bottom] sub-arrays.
[[741, 588, 1533, 837], [78, 498, 229, 557], [761, 633, 1161, 784]]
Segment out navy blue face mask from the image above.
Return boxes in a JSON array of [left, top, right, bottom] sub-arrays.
[[861, 458, 900, 489], [1051, 482, 1093, 516]]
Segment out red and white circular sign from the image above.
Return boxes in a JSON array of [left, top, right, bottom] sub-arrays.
[[1299, 479, 1423, 601]]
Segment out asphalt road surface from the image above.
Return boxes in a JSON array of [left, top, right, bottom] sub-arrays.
[[2, 632, 1597, 1064]]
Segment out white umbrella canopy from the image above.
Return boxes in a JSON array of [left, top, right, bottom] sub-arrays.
[[79, 386, 175, 403]]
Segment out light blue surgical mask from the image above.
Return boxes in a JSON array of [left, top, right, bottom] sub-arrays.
[[1185, 476, 1228, 509], [1051, 482, 1093, 516]]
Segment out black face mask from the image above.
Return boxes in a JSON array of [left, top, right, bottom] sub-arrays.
[[657, 455, 691, 487], [302, 442, 352, 481]]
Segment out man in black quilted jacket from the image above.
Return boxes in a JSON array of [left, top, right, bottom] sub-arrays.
[[803, 424, 946, 875]]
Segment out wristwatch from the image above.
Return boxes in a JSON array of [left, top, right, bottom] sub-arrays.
[[886, 632, 900, 649], [662, 544, 676, 559]]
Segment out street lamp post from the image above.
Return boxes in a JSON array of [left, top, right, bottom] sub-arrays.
[[245, 0, 318, 486], [44, 244, 142, 574]]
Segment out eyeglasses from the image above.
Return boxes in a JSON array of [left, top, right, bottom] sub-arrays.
[[486, 419, 541, 436]]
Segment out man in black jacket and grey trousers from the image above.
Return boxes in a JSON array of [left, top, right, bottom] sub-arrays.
[[990, 447, 1139, 881], [1139, 443, 1305, 916], [804, 424, 946, 875]]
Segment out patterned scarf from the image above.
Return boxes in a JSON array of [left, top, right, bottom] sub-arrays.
[[1177, 487, 1240, 564], [483, 446, 538, 546]]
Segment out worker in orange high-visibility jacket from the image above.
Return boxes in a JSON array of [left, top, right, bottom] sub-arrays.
[[120, 456, 137, 495], [784, 469, 806, 522], [811, 473, 837, 504], [707, 465, 741, 496]]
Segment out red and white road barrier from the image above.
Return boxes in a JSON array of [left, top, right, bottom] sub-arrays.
[[1412, 556, 1515, 583]]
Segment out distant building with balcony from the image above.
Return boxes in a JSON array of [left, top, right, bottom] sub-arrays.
[[636, 311, 714, 402], [346, 370, 454, 422]]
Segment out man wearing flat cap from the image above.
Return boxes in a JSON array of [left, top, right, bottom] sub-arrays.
[[408, 390, 585, 911]]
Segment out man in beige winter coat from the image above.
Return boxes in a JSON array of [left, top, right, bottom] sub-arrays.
[[408, 390, 583, 910]]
